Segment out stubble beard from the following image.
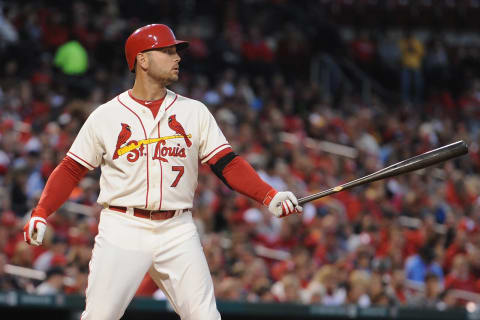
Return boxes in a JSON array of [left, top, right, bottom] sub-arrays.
[[155, 70, 178, 87], [165, 73, 178, 86]]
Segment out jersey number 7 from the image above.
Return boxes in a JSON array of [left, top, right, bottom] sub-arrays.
[[171, 166, 184, 187]]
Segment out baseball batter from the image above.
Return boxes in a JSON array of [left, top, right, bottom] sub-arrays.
[[23, 24, 302, 320]]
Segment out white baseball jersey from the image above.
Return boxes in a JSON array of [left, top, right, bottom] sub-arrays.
[[68, 89, 230, 210]]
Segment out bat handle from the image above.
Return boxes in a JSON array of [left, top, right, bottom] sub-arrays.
[[298, 186, 344, 206]]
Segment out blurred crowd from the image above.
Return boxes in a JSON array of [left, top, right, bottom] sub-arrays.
[[1, 0, 480, 311]]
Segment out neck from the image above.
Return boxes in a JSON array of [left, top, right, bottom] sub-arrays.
[[131, 74, 167, 101]]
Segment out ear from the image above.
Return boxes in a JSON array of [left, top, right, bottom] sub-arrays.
[[136, 52, 149, 71]]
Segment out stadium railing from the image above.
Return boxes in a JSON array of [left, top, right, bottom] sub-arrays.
[[0, 291, 475, 320]]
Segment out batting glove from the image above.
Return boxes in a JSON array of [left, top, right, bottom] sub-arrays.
[[267, 191, 303, 218], [23, 209, 48, 246]]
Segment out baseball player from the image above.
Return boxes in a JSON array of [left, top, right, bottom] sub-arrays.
[[23, 24, 302, 320]]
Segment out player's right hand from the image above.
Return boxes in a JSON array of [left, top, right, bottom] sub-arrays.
[[23, 210, 47, 246]]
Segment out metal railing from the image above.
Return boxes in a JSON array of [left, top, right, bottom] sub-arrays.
[[311, 53, 402, 105]]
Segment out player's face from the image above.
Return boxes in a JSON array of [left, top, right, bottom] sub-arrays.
[[145, 46, 181, 85]]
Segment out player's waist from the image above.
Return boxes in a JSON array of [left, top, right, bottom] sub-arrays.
[[107, 205, 188, 220]]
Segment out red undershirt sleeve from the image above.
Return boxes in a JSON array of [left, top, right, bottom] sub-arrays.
[[208, 148, 277, 205], [32, 156, 89, 219]]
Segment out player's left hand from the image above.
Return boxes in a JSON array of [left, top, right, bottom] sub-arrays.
[[267, 191, 303, 218], [23, 210, 47, 246]]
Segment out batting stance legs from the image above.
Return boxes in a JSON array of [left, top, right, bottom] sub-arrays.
[[81, 209, 220, 320]]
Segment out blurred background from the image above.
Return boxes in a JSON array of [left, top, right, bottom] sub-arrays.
[[1, 0, 480, 319]]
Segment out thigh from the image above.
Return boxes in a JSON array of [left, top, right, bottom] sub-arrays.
[[150, 214, 220, 320], [81, 211, 153, 320]]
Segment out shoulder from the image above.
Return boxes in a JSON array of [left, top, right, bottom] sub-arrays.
[[173, 92, 213, 116], [175, 93, 206, 108], [86, 94, 126, 120]]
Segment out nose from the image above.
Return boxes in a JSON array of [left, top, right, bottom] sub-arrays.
[[175, 52, 181, 62]]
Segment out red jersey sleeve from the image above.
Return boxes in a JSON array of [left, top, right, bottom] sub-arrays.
[[32, 156, 89, 219], [208, 148, 277, 205]]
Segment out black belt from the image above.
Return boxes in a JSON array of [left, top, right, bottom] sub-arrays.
[[109, 206, 186, 220]]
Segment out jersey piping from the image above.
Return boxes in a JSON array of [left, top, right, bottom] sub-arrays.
[[201, 143, 230, 162], [157, 123, 163, 210], [67, 151, 95, 170], [165, 94, 178, 111], [117, 95, 150, 209]]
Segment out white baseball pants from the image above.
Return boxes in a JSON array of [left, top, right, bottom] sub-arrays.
[[80, 208, 221, 320]]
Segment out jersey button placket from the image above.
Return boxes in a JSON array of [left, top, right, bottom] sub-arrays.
[[151, 140, 162, 208]]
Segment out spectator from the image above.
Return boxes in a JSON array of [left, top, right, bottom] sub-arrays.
[[275, 24, 311, 81], [437, 289, 460, 309], [398, 29, 425, 104], [345, 270, 371, 307], [241, 26, 274, 77], [350, 29, 376, 73], [444, 254, 478, 293], [0, 253, 21, 291], [53, 39, 90, 97], [444, 229, 468, 273], [424, 39, 449, 94], [33, 234, 68, 272], [376, 31, 401, 90], [405, 244, 444, 284], [271, 273, 302, 303], [304, 265, 346, 306], [215, 277, 243, 301], [0, 5, 19, 47], [10, 241, 34, 268], [408, 272, 442, 307], [64, 265, 88, 295], [35, 266, 65, 295], [389, 268, 407, 305]]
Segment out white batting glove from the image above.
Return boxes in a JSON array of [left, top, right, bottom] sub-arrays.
[[23, 215, 47, 246], [268, 191, 303, 218]]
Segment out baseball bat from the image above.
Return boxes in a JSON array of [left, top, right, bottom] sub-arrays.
[[298, 140, 469, 205]]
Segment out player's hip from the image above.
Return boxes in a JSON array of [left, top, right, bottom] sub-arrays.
[[96, 207, 194, 249]]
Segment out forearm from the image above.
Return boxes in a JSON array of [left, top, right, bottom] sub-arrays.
[[33, 156, 89, 218], [222, 156, 276, 204], [208, 148, 276, 205]]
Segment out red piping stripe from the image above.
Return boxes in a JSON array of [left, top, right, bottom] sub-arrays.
[[117, 95, 150, 208], [201, 143, 230, 161], [67, 151, 95, 169], [165, 94, 178, 111], [157, 123, 163, 210]]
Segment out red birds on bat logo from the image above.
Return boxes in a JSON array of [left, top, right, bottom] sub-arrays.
[[113, 123, 132, 159], [168, 115, 191, 147]]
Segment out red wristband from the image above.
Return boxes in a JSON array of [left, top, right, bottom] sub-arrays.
[[262, 189, 277, 206], [31, 207, 49, 219]]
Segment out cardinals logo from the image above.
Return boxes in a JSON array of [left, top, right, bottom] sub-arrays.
[[112, 118, 192, 162], [113, 123, 132, 159], [168, 115, 192, 147]]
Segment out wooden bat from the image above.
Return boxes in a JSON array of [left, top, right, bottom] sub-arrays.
[[298, 140, 469, 205]]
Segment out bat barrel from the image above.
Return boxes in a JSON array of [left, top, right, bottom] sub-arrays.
[[368, 140, 468, 181], [298, 141, 468, 206]]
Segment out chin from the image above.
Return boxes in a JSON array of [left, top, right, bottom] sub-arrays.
[[165, 76, 178, 86]]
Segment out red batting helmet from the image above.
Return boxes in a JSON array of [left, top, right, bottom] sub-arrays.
[[125, 24, 189, 72]]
